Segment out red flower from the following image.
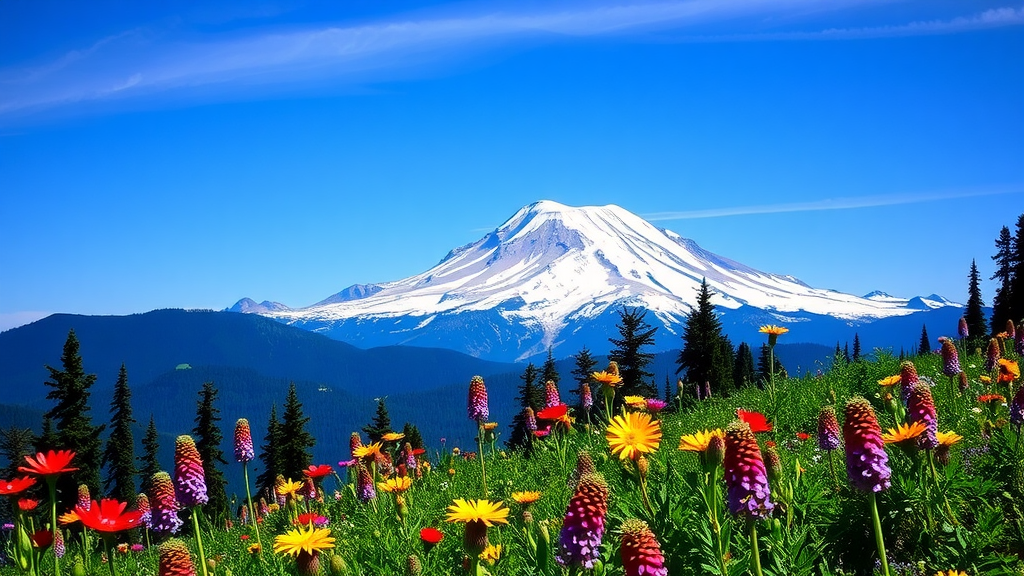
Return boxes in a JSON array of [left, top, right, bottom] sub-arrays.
[[17, 498, 39, 511], [0, 477, 36, 496], [75, 499, 144, 533], [736, 409, 773, 433], [534, 428, 551, 438], [796, 432, 810, 441], [303, 465, 333, 479], [240, 535, 250, 541], [31, 530, 53, 550], [411, 448, 426, 456], [420, 527, 444, 544], [979, 394, 1006, 404], [19, 450, 79, 476], [537, 404, 572, 428]]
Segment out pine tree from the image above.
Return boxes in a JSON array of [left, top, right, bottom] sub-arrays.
[[508, 363, 542, 451], [918, 325, 931, 355], [733, 342, 756, 390], [965, 259, 987, 350], [280, 384, 315, 480], [1008, 214, 1024, 324], [256, 405, 282, 497], [676, 280, 732, 396], [102, 364, 137, 504], [843, 343, 851, 364], [401, 423, 424, 450], [569, 347, 597, 410], [193, 381, 228, 520], [34, 417, 59, 454], [541, 348, 560, 386], [991, 225, 1015, 334], [852, 334, 862, 362], [609, 307, 658, 400], [758, 344, 787, 384], [139, 416, 160, 495], [44, 329, 105, 510], [362, 397, 393, 444], [1, 427, 34, 479], [664, 376, 672, 405]]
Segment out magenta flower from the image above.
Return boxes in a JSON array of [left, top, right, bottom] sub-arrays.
[[234, 419, 254, 463], [645, 399, 667, 413], [620, 519, 668, 576], [899, 361, 919, 404], [173, 435, 208, 508], [467, 376, 489, 423], [556, 473, 609, 569], [136, 493, 151, 528], [148, 472, 183, 535], [843, 397, 891, 492], [581, 383, 593, 410], [77, 484, 91, 511], [723, 422, 774, 519], [545, 380, 561, 408], [940, 338, 961, 377], [817, 406, 841, 451], [524, 407, 538, 432], [958, 317, 969, 339], [53, 527, 65, 559], [907, 384, 938, 450], [985, 338, 1001, 372]]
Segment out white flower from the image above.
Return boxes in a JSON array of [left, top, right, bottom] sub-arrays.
[[971, 407, 983, 414]]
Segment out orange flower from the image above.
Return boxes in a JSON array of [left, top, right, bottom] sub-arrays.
[[18, 499, 39, 511], [592, 371, 622, 386], [882, 422, 926, 445], [19, 450, 78, 476], [978, 393, 1006, 404], [58, 511, 81, 525], [998, 359, 1019, 383]]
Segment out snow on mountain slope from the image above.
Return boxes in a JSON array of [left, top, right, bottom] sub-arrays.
[[234, 201, 958, 351]]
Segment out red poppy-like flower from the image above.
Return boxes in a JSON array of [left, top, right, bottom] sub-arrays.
[[32, 530, 53, 550], [303, 465, 333, 479], [0, 477, 36, 496], [17, 498, 39, 511], [534, 428, 551, 438], [420, 527, 444, 544], [537, 404, 572, 429], [736, 410, 773, 433], [19, 450, 79, 476], [240, 535, 250, 541], [75, 499, 144, 533], [979, 394, 1006, 404], [796, 432, 810, 441], [411, 448, 426, 456]]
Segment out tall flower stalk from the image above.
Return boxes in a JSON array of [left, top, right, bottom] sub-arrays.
[[234, 419, 263, 557], [679, 429, 727, 574], [759, 325, 789, 421], [843, 397, 892, 576], [468, 376, 490, 496], [173, 436, 209, 576], [723, 422, 773, 576]]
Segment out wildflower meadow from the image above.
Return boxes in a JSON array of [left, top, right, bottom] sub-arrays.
[[2, 323, 1024, 576]]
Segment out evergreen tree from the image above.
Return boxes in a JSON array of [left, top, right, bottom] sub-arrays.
[[664, 376, 672, 405], [362, 397, 393, 444], [508, 363, 542, 451], [843, 343, 851, 364], [281, 384, 316, 480], [918, 325, 931, 355], [139, 416, 160, 495], [1, 427, 34, 479], [569, 347, 598, 409], [676, 280, 732, 396], [758, 344, 787, 384], [256, 405, 283, 497], [34, 417, 59, 454], [401, 423, 424, 451], [991, 225, 1015, 334], [852, 334, 862, 362], [541, 348, 560, 387], [1009, 214, 1024, 324], [102, 364, 137, 504], [44, 329, 105, 510], [193, 381, 228, 520], [733, 342, 756, 390], [965, 259, 987, 350], [609, 307, 658, 400]]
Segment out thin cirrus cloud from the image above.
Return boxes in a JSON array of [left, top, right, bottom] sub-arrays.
[[643, 186, 1024, 221], [1, 1, 1022, 118]]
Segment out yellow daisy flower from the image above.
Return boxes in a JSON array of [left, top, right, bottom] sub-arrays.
[[381, 432, 405, 442], [353, 442, 383, 460], [758, 325, 789, 336], [678, 429, 725, 452], [937, 431, 963, 447], [483, 422, 499, 431], [273, 525, 335, 557], [592, 371, 622, 386], [277, 479, 304, 497], [877, 375, 901, 387], [479, 544, 502, 565], [624, 395, 647, 409], [935, 571, 968, 576], [882, 422, 927, 445], [377, 476, 413, 494], [606, 411, 662, 461], [980, 375, 992, 384], [510, 491, 541, 505], [445, 499, 509, 527]]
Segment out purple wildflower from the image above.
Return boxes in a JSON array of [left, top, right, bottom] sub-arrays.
[[545, 380, 561, 408], [817, 406, 841, 451], [556, 473, 609, 569], [467, 376, 489, 423], [234, 419, 254, 463], [940, 338, 961, 377], [843, 397, 891, 492], [173, 435, 208, 508], [723, 422, 774, 519], [149, 472, 183, 535], [907, 384, 938, 450]]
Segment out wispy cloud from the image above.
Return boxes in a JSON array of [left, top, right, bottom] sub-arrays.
[[2, 1, 1021, 118], [644, 186, 1024, 220]]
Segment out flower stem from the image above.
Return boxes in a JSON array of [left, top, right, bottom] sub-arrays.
[[103, 537, 118, 576], [827, 450, 839, 490], [869, 492, 890, 576], [749, 521, 763, 576], [243, 462, 264, 557], [477, 423, 488, 497], [927, 450, 958, 525], [46, 477, 60, 576], [191, 510, 210, 576]]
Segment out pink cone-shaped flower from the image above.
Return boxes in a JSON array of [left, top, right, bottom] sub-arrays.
[[149, 471, 183, 535], [467, 376, 489, 423], [958, 371, 969, 393], [404, 442, 416, 470], [136, 492, 151, 528], [349, 433, 363, 459], [907, 384, 938, 450], [818, 406, 841, 451], [1006, 319, 1016, 340], [620, 519, 668, 576], [53, 527, 65, 558], [545, 380, 561, 408], [77, 484, 91, 511], [173, 435, 208, 508], [985, 338, 1001, 372], [899, 361, 919, 404], [159, 539, 197, 576], [357, 463, 375, 503], [843, 397, 891, 492], [958, 317, 969, 339], [940, 338, 961, 377], [524, 407, 537, 432], [724, 422, 774, 519], [556, 473, 609, 569], [581, 383, 593, 410], [234, 419, 254, 463]]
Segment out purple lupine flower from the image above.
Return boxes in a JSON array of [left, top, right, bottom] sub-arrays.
[[357, 463, 376, 503], [136, 493, 151, 528], [581, 384, 593, 410], [817, 406, 841, 451], [53, 527, 65, 558], [149, 471, 183, 535], [723, 422, 774, 519], [524, 407, 537, 432], [958, 372, 969, 393], [843, 397, 891, 492], [349, 432, 363, 460], [234, 419, 255, 463], [940, 338, 961, 377], [694, 381, 703, 401], [907, 384, 938, 450], [77, 484, 91, 511], [958, 317, 969, 339], [404, 442, 416, 470], [556, 473, 609, 569], [545, 380, 561, 408], [467, 376, 489, 423], [620, 519, 668, 576], [1010, 386, 1024, 428], [985, 338, 1001, 372], [173, 435, 208, 508], [899, 361, 919, 404], [1006, 319, 1016, 340]]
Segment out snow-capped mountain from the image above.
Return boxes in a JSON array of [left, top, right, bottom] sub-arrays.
[[229, 201, 960, 361]]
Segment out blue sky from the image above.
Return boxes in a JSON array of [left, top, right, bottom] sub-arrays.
[[1, 0, 1022, 332]]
